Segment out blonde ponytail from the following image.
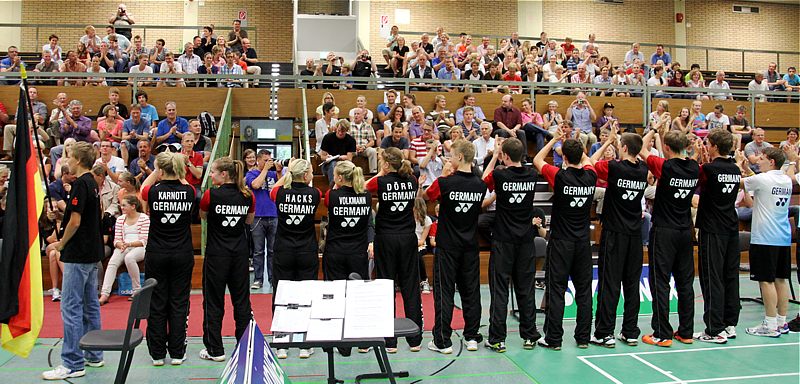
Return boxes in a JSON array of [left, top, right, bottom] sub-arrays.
[[155, 151, 186, 179], [334, 160, 365, 193], [213, 157, 251, 198], [279, 158, 311, 189], [382, 147, 414, 180]]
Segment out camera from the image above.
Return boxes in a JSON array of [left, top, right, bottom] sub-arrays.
[[361, 55, 371, 62], [275, 159, 291, 167]]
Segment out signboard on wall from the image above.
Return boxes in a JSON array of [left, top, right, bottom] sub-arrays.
[[379, 14, 390, 38], [237, 9, 248, 27]]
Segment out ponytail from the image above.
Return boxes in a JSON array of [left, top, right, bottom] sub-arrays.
[[381, 147, 414, 180], [279, 158, 311, 189], [213, 157, 251, 198], [334, 160, 365, 193], [234, 160, 251, 198], [399, 159, 413, 179], [155, 151, 186, 179]]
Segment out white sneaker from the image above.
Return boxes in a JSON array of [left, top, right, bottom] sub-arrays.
[[745, 321, 780, 338], [51, 288, 61, 302], [721, 326, 737, 339], [152, 359, 165, 366], [590, 335, 616, 348], [693, 331, 727, 344], [427, 341, 453, 354], [464, 340, 479, 351], [298, 348, 314, 359], [85, 360, 105, 368], [357, 347, 372, 353], [42, 365, 85, 380], [199, 348, 226, 362], [275, 349, 288, 359], [170, 355, 187, 365], [617, 333, 638, 346]]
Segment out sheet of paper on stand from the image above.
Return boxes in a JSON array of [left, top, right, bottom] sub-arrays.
[[272, 333, 290, 343], [306, 318, 344, 341], [343, 279, 394, 338], [270, 306, 312, 333], [310, 280, 347, 319], [274, 280, 313, 306]]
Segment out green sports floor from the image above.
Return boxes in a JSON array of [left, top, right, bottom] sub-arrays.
[[2, 277, 798, 384]]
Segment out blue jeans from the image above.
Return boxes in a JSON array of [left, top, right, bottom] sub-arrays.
[[321, 159, 338, 187], [251, 217, 277, 284], [61, 262, 103, 370], [641, 212, 652, 246], [522, 123, 551, 153]]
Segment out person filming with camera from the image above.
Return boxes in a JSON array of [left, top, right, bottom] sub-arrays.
[[351, 49, 377, 90], [109, 4, 135, 40]]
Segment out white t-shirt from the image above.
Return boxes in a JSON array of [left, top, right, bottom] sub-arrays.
[[705, 112, 730, 130], [95, 156, 126, 175], [414, 216, 432, 250], [314, 118, 338, 152], [743, 170, 792, 246]]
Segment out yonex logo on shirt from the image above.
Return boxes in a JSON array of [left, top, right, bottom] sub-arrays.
[[721, 183, 735, 193], [222, 216, 241, 227], [161, 213, 181, 224], [509, 193, 526, 203], [341, 217, 360, 227], [390, 201, 408, 211], [621, 190, 639, 200], [455, 202, 473, 212], [286, 214, 305, 225], [776, 197, 789, 207], [570, 197, 588, 207], [674, 189, 691, 199]]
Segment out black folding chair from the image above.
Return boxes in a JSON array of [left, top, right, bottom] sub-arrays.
[[80, 278, 157, 384], [511, 237, 548, 319]]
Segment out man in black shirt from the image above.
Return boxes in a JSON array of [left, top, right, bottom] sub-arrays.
[[43, 142, 104, 380], [425, 140, 486, 353], [481, 137, 542, 352], [638, 129, 700, 348], [351, 50, 377, 90], [695, 129, 741, 343], [319, 121, 356, 187], [589, 130, 649, 348], [97, 87, 129, 120], [240, 38, 261, 87], [321, 52, 342, 89], [533, 131, 597, 350]]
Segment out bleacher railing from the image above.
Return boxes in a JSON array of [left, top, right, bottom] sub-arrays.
[[199, 87, 233, 256], [398, 30, 799, 74]]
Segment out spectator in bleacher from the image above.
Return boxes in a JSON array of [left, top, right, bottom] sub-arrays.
[[687, 69, 709, 100], [315, 103, 338, 153], [76, 42, 90, 66], [435, 33, 455, 57], [744, 128, 772, 173], [135, 91, 158, 127], [391, 36, 410, 77], [321, 52, 342, 89], [408, 52, 436, 91], [99, 194, 148, 306], [708, 71, 733, 100], [472, 121, 495, 167], [647, 100, 671, 135], [158, 52, 186, 88], [197, 52, 219, 87], [178, 42, 202, 77], [482, 62, 503, 93], [187, 119, 211, 164], [47, 92, 69, 146], [35, 50, 60, 85], [566, 92, 597, 149], [121, 104, 150, 165], [192, 36, 203, 58], [97, 108, 124, 154], [463, 60, 484, 93], [381, 105, 406, 142], [350, 108, 378, 174], [319, 120, 356, 186], [240, 38, 261, 87], [104, 26, 131, 53], [315, 92, 339, 120], [2, 87, 49, 155], [480, 47, 500, 73], [97, 87, 129, 120], [456, 106, 480, 142], [610, 66, 630, 97], [671, 107, 691, 135], [593, 66, 612, 95], [749, 72, 769, 102], [764, 62, 786, 93], [201, 26, 216, 56], [493, 94, 528, 158], [408, 106, 427, 139], [96, 41, 115, 73], [80, 25, 102, 54], [380, 122, 411, 157], [647, 65, 671, 98], [43, 34, 63, 63], [128, 54, 154, 86], [668, 68, 686, 93], [180, 132, 204, 191], [455, 93, 486, 124], [784, 66, 800, 95], [348, 95, 374, 123], [730, 105, 753, 149], [155, 101, 188, 145], [350, 49, 376, 90], [624, 43, 644, 69], [689, 100, 708, 136], [0, 45, 20, 85], [149, 38, 169, 73], [95, 139, 125, 183], [594, 101, 619, 142], [780, 128, 799, 153], [419, 137, 443, 187], [109, 4, 135, 40], [227, 20, 248, 53], [428, 95, 455, 138], [128, 140, 154, 183], [476, 36, 492, 57], [501, 63, 522, 94], [128, 35, 147, 68], [706, 104, 730, 132], [520, 99, 548, 152], [649, 44, 671, 68], [542, 100, 564, 133], [626, 62, 646, 96], [583, 33, 600, 54], [60, 100, 98, 143], [377, 89, 398, 123]]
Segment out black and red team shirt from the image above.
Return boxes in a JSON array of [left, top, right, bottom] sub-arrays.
[[697, 157, 741, 233], [646, 156, 700, 229], [594, 159, 649, 233], [366, 172, 418, 235], [60, 173, 104, 263], [142, 180, 196, 254], [542, 164, 597, 241], [200, 184, 256, 257], [484, 165, 538, 243], [324, 186, 373, 254], [271, 182, 321, 253], [426, 171, 487, 250]]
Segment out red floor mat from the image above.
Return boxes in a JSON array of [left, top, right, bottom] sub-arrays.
[[40, 292, 464, 338]]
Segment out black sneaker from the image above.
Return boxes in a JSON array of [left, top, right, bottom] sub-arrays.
[[788, 315, 800, 333], [484, 341, 506, 353]]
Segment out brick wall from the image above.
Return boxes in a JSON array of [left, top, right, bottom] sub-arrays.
[[298, 0, 350, 15], [198, 0, 294, 62], [685, 0, 799, 73], [21, 0, 186, 54], [368, 1, 518, 59], [541, 0, 676, 70]]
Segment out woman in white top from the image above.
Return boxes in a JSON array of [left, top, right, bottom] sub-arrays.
[[54, 138, 76, 180], [413, 197, 432, 294], [646, 100, 671, 135], [686, 69, 710, 100], [542, 54, 559, 80], [547, 65, 569, 95], [86, 56, 107, 86], [542, 100, 564, 133], [42, 34, 63, 64], [348, 95, 374, 123], [611, 66, 630, 97], [315, 92, 340, 120], [383, 104, 408, 140], [99, 195, 150, 305]]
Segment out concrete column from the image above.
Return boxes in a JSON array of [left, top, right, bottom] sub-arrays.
[[518, 0, 543, 40], [354, 0, 370, 52], [0, 0, 22, 49], [183, 0, 199, 47], [673, 0, 687, 64]]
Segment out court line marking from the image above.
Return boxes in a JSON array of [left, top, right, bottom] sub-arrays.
[[576, 356, 622, 384], [650, 372, 800, 384], [630, 354, 682, 383], [579, 342, 799, 359]]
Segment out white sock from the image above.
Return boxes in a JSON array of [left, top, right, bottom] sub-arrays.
[[777, 315, 786, 326], [765, 316, 777, 329]]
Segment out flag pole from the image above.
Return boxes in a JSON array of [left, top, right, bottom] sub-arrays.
[[19, 64, 57, 236]]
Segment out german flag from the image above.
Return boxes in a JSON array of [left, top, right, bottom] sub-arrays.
[[0, 83, 44, 358]]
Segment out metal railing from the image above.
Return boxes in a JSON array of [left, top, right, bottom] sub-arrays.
[[398, 30, 799, 73], [0, 23, 259, 53]]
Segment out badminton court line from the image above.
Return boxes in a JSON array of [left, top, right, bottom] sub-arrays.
[[579, 341, 799, 359], [629, 354, 682, 383], [649, 372, 799, 384], [576, 356, 623, 384]]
